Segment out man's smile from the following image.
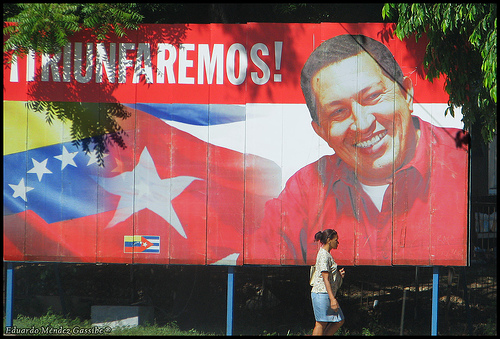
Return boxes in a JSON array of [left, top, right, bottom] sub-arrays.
[[354, 130, 388, 149]]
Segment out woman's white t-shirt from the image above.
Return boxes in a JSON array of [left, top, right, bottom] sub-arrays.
[[311, 247, 342, 295]]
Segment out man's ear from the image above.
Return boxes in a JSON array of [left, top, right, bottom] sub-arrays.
[[403, 77, 414, 112], [311, 120, 327, 142]]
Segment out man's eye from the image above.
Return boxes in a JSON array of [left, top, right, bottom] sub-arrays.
[[331, 108, 348, 119], [365, 92, 382, 103]]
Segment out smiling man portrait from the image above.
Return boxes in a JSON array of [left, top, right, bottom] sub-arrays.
[[261, 34, 469, 266]]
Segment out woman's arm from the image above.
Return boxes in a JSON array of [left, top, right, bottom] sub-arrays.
[[321, 271, 339, 311]]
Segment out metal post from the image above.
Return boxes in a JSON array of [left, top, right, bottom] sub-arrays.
[[400, 289, 407, 335], [431, 266, 439, 336], [5, 262, 15, 328], [414, 266, 419, 320], [54, 263, 68, 315], [226, 266, 235, 336], [461, 267, 473, 335]]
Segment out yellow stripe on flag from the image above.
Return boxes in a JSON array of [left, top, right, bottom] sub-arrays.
[[3, 101, 73, 156], [124, 236, 142, 242]]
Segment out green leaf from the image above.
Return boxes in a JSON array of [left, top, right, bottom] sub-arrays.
[[388, 3, 497, 143]]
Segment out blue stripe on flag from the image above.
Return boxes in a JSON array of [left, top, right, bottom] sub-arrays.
[[142, 236, 160, 253], [125, 103, 246, 126], [3, 141, 116, 223]]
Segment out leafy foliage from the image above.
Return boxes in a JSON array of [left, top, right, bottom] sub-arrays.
[[383, 3, 497, 143], [79, 3, 144, 41], [4, 4, 80, 56], [26, 101, 131, 167], [3, 4, 142, 165], [4, 3, 143, 57]]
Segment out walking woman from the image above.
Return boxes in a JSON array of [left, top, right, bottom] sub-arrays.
[[310, 229, 345, 335]]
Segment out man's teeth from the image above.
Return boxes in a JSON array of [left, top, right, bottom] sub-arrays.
[[355, 131, 387, 148]]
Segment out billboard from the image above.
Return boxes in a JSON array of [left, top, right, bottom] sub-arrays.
[[3, 23, 469, 266]]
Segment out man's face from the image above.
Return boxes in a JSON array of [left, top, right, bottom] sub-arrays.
[[311, 52, 416, 185]]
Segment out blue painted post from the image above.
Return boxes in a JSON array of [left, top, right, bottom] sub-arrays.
[[5, 262, 15, 328], [226, 266, 235, 336], [431, 266, 439, 336]]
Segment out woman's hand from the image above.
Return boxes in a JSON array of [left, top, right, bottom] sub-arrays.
[[330, 297, 340, 312], [339, 268, 345, 278]]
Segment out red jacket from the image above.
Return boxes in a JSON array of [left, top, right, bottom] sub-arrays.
[[248, 118, 469, 266]]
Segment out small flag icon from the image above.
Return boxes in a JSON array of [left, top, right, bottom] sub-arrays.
[[124, 235, 160, 253]]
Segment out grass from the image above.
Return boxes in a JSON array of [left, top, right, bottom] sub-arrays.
[[3, 311, 378, 336], [3, 310, 213, 336], [4, 307, 496, 336]]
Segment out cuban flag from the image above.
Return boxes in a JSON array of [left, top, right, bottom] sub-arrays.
[[3, 100, 329, 265]]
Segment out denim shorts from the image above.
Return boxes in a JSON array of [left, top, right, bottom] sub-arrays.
[[311, 292, 345, 323]]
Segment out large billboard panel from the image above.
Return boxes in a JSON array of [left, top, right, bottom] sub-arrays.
[[3, 23, 469, 266]]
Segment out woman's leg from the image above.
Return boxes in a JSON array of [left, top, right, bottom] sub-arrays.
[[324, 319, 344, 335], [312, 321, 328, 335]]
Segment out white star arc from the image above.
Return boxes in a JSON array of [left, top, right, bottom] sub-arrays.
[[27, 158, 52, 181], [54, 145, 78, 170], [9, 178, 34, 202]]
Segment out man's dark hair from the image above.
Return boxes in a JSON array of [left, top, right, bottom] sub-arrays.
[[300, 34, 405, 123]]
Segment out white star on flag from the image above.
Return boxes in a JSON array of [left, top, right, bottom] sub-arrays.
[[27, 158, 52, 181], [9, 178, 34, 202], [86, 149, 109, 166], [54, 146, 78, 170], [211, 253, 240, 265], [97, 147, 201, 238]]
